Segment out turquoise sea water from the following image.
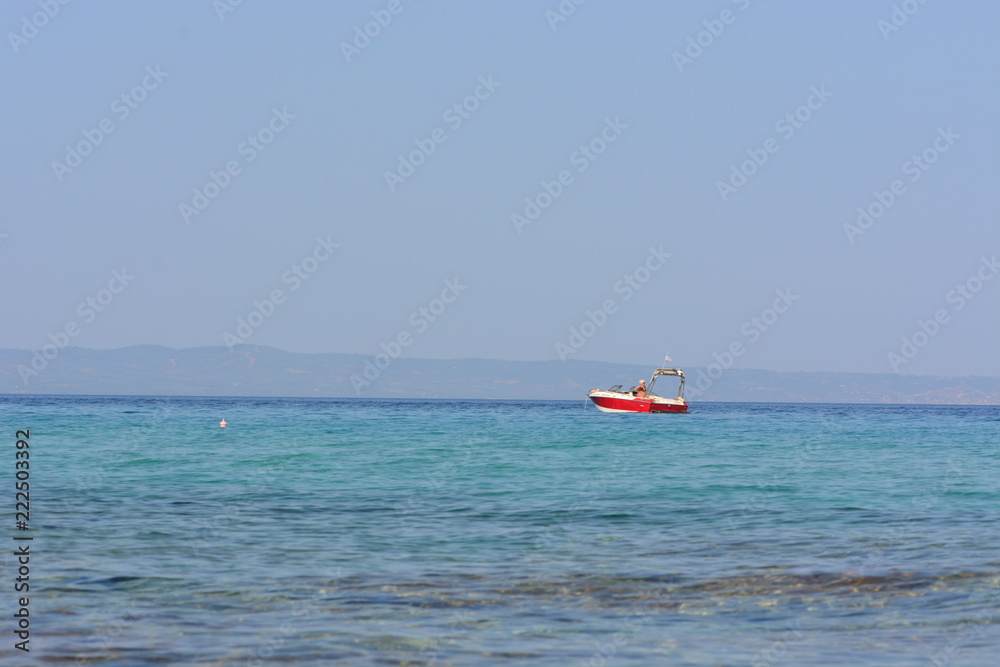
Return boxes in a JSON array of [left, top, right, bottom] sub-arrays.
[[4, 396, 1000, 665]]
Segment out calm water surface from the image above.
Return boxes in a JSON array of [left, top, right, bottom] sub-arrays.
[[4, 396, 999, 665]]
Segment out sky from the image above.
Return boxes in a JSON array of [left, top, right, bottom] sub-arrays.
[[2, 0, 998, 378]]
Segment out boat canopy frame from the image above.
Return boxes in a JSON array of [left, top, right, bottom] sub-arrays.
[[646, 368, 685, 399]]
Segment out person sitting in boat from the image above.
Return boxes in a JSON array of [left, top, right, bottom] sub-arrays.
[[631, 380, 646, 397]]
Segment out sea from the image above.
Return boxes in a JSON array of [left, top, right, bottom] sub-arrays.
[[4, 395, 999, 666]]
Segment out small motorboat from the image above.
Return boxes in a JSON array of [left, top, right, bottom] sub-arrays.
[[588, 368, 688, 413]]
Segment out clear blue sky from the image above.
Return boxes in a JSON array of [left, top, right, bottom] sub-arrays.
[[3, 0, 998, 377]]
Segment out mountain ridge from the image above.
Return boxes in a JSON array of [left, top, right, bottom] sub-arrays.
[[2, 345, 998, 404]]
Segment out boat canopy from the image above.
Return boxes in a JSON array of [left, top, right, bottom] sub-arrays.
[[647, 368, 686, 399]]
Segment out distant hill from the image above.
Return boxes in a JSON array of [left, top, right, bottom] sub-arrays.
[[1, 345, 998, 404]]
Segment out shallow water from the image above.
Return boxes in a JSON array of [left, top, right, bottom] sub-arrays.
[[5, 396, 999, 665]]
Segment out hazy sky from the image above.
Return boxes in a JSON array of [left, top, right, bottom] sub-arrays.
[[3, 0, 998, 377]]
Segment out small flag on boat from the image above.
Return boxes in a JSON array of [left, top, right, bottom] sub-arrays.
[[664, 354, 673, 363]]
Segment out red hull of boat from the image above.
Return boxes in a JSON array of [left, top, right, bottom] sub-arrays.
[[588, 394, 688, 413]]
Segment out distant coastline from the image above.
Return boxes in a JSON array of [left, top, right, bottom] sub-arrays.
[[2, 345, 998, 404]]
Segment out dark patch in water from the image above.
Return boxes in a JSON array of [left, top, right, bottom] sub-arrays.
[[98, 575, 143, 584]]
